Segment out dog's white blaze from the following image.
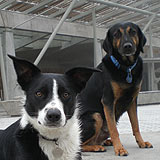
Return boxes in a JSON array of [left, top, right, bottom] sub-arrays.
[[38, 79, 66, 127]]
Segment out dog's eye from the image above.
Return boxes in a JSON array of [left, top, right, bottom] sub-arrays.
[[35, 91, 43, 97], [62, 92, 70, 99], [113, 30, 121, 38], [129, 29, 136, 36]]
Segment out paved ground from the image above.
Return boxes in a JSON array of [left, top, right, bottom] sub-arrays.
[[0, 104, 160, 159], [83, 132, 159, 160]]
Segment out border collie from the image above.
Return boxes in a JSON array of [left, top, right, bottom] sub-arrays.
[[0, 55, 100, 160]]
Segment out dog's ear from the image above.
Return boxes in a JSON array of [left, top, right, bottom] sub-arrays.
[[103, 29, 113, 54], [65, 67, 101, 92], [137, 25, 147, 53], [8, 55, 41, 90]]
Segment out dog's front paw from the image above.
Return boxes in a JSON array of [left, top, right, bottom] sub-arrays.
[[138, 141, 153, 148], [114, 146, 128, 156], [92, 145, 106, 152]]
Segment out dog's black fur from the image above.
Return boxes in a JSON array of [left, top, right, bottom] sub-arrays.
[[0, 55, 100, 160], [79, 22, 153, 156]]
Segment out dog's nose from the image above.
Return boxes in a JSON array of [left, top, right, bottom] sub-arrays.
[[46, 108, 61, 122], [123, 42, 132, 50]]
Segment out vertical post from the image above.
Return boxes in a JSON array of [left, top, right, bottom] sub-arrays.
[[148, 26, 156, 90], [0, 36, 8, 100], [143, 14, 156, 33], [92, 8, 102, 67], [2, 29, 22, 99], [34, 0, 77, 65]]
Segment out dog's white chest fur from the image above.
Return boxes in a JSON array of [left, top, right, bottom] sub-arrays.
[[38, 115, 81, 160]]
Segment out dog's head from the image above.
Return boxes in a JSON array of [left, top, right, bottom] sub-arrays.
[[9, 55, 100, 129], [103, 22, 146, 64]]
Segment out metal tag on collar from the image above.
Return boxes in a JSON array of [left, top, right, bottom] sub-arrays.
[[52, 140, 64, 158], [52, 147, 64, 158], [126, 59, 138, 83], [126, 68, 132, 83]]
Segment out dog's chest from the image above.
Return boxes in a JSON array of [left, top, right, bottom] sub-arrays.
[[40, 138, 63, 160], [111, 81, 140, 106], [39, 137, 76, 160], [111, 81, 141, 121], [38, 120, 81, 160]]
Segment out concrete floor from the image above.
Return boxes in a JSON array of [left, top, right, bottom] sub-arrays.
[[82, 132, 159, 160], [0, 104, 160, 159], [83, 104, 160, 159]]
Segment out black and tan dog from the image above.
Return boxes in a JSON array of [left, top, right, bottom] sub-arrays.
[[78, 22, 153, 156]]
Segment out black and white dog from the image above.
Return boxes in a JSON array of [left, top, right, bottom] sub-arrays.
[[0, 55, 100, 160]]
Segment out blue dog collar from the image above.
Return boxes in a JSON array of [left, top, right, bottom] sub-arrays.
[[110, 55, 138, 83]]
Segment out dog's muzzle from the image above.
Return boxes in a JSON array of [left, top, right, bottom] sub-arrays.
[[121, 42, 136, 56]]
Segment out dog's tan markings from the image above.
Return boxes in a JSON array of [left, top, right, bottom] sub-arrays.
[[102, 102, 128, 156], [113, 38, 121, 49], [111, 81, 141, 104], [111, 81, 124, 101], [128, 56, 134, 63], [128, 82, 153, 149], [118, 28, 124, 48], [126, 26, 139, 47], [120, 27, 124, 34], [82, 113, 106, 152], [102, 81, 131, 156], [104, 139, 113, 146], [127, 98, 153, 149], [116, 39, 121, 49], [113, 28, 124, 49], [82, 113, 103, 145], [82, 145, 106, 152], [132, 35, 139, 47], [132, 83, 142, 101], [92, 113, 104, 143], [126, 26, 131, 33]]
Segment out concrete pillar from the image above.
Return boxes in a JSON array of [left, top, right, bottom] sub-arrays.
[[2, 29, 23, 99], [148, 26, 157, 91], [94, 40, 103, 66], [92, 9, 103, 67], [0, 35, 8, 100]]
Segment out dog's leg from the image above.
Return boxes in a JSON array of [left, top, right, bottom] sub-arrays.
[[127, 100, 153, 148], [82, 113, 106, 152], [102, 101, 128, 156]]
